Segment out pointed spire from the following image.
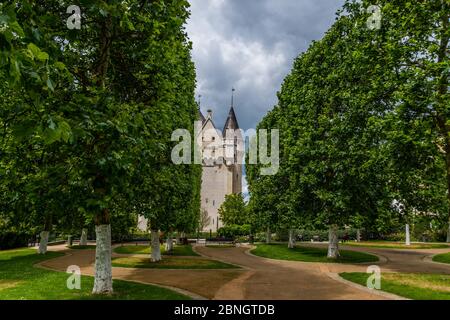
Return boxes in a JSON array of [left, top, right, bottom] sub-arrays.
[[223, 89, 239, 135]]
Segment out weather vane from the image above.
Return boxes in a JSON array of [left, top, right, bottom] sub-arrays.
[[231, 88, 236, 108]]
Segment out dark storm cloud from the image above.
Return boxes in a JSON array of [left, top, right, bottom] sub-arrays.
[[186, 0, 345, 131]]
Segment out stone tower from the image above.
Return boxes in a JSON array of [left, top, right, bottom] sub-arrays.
[[198, 105, 243, 232]]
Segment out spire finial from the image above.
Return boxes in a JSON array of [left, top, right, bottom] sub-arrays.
[[231, 88, 236, 108]]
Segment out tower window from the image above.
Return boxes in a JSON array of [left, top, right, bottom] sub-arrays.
[[206, 198, 209, 204], [213, 200, 215, 207]]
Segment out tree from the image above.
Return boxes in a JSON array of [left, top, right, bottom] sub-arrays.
[[198, 209, 211, 233], [1, 0, 198, 294], [218, 193, 248, 226]]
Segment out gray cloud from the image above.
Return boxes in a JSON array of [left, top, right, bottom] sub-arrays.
[[186, 0, 345, 130]]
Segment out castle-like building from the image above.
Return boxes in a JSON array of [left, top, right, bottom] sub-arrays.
[[198, 106, 243, 232], [137, 103, 244, 233]]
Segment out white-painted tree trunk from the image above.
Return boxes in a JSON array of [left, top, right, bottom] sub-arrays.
[[165, 234, 174, 252], [405, 224, 411, 246], [327, 225, 340, 259], [151, 230, 162, 262], [92, 225, 113, 294], [266, 227, 271, 244], [80, 228, 88, 246], [38, 231, 49, 254], [356, 229, 361, 242], [288, 229, 296, 249]]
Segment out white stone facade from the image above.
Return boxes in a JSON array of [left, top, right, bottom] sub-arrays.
[[137, 107, 243, 233], [198, 108, 243, 232]]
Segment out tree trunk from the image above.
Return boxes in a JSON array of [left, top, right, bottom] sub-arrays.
[[92, 224, 113, 294], [67, 235, 73, 246], [436, 8, 450, 242], [288, 229, 296, 249], [151, 229, 162, 262], [405, 224, 411, 246], [356, 229, 361, 242], [38, 231, 49, 254], [266, 227, 271, 244], [80, 228, 88, 246], [327, 225, 340, 259], [165, 233, 174, 252]]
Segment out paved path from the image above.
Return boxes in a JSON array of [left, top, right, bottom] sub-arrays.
[[38, 243, 450, 300]]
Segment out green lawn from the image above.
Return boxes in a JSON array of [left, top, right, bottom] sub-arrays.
[[67, 245, 96, 250], [433, 252, 450, 264], [344, 241, 449, 250], [340, 272, 450, 300], [113, 245, 199, 256], [251, 244, 378, 263], [112, 256, 239, 270], [0, 248, 190, 300]]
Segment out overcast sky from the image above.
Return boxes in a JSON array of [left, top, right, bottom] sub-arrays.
[[186, 0, 345, 131], [186, 0, 345, 196]]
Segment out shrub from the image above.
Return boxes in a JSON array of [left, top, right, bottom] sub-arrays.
[[218, 224, 251, 239], [0, 231, 31, 250]]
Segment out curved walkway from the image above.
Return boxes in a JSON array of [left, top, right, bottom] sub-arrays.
[[38, 243, 450, 300]]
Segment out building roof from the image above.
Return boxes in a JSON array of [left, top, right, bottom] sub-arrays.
[[199, 109, 206, 123], [222, 106, 240, 135]]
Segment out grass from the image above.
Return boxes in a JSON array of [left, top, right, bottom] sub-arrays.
[[340, 272, 450, 300], [251, 244, 379, 263], [433, 252, 450, 264], [0, 248, 190, 300], [113, 244, 199, 256], [344, 241, 449, 250], [112, 256, 239, 270], [67, 245, 96, 250]]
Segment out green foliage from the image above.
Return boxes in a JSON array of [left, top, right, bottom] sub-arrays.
[[0, 1, 201, 296], [0, 1, 200, 238], [247, 1, 450, 240], [218, 193, 248, 226], [0, 230, 30, 250], [217, 224, 251, 238]]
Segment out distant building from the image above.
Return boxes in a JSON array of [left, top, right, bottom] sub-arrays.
[[198, 106, 243, 232], [137, 102, 243, 233]]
